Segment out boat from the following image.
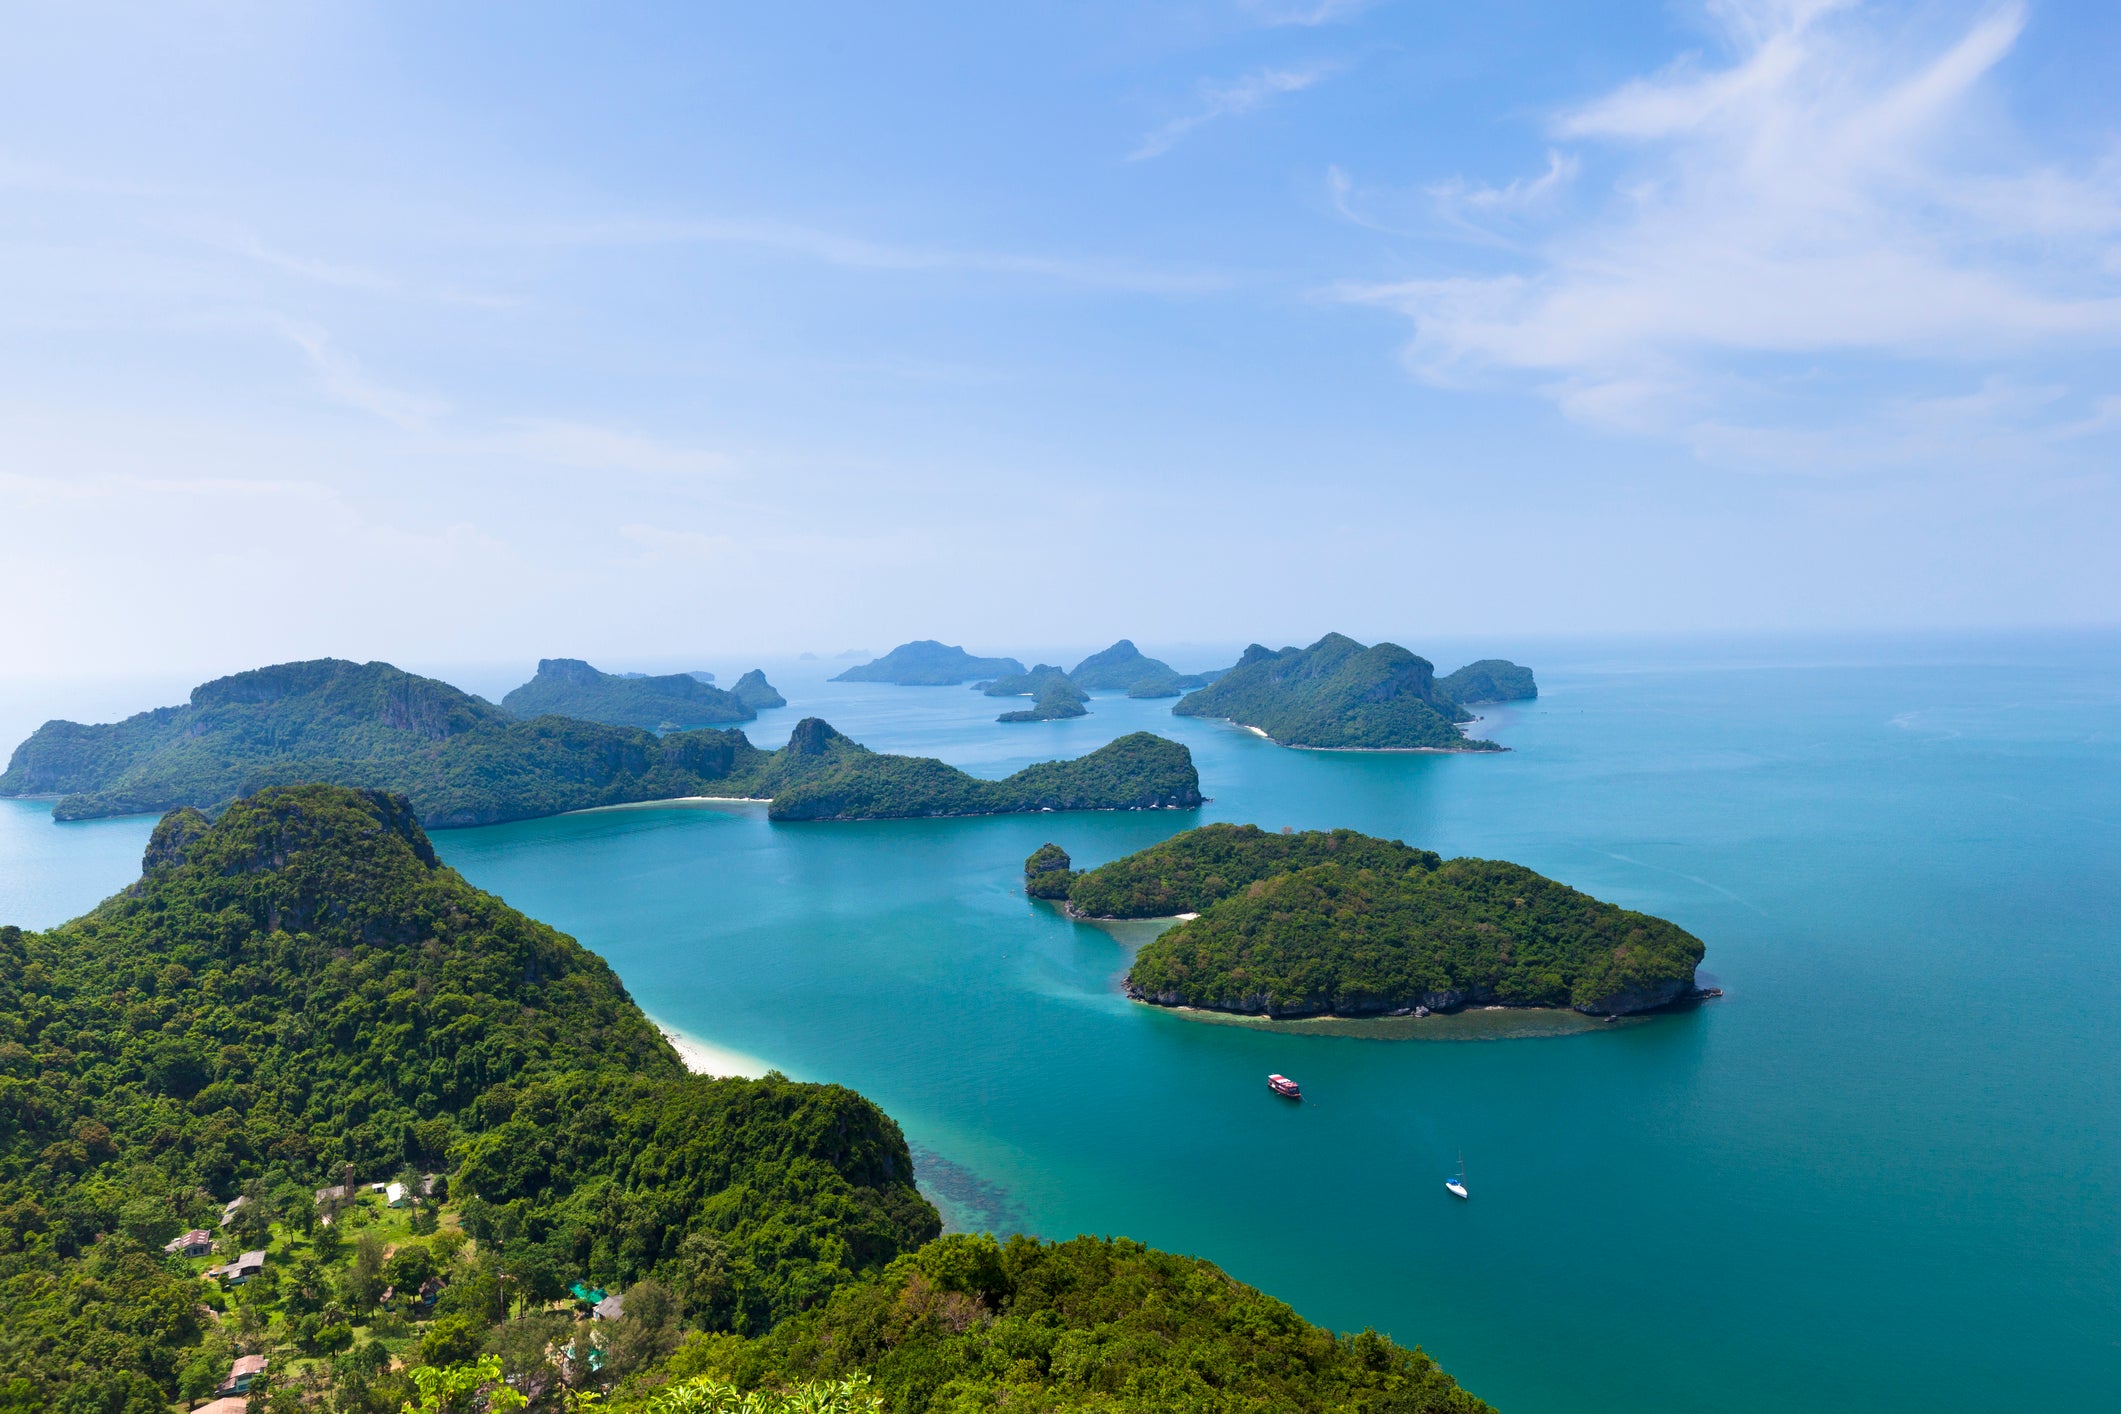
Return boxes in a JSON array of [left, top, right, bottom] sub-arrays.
[[1445, 1151, 1469, 1200], [1267, 1073, 1301, 1099]]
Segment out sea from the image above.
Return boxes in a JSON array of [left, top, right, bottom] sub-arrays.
[[2, 632, 2116, 1413]]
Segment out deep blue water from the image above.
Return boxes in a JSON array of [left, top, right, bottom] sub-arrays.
[[3, 635, 2116, 1412]]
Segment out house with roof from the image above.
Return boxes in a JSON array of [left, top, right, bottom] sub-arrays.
[[205, 1249, 267, 1284], [217, 1354, 268, 1395], [594, 1290, 625, 1321], [163, 1228, 214, 1258], [385, 1181, 408, 1207], [219, 1194, 247, 1227], [192, 1399, 247, 1414]]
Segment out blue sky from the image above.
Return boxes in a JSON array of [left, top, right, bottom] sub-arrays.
[[3, 1, 2117, 677]]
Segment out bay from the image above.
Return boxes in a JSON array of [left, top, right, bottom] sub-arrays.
[[2, 634, 2116, 1412]]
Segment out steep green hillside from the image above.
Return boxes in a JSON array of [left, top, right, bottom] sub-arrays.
[[1172, 634, 1500, 751], [0, 663, 1196, 827], [673, 1233, 1493, 1414], [0, 786, 937, 1411], [501, 659, 757, 728]]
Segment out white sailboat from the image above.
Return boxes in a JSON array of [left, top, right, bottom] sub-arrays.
[[1445, 1151, 1469, 1200]]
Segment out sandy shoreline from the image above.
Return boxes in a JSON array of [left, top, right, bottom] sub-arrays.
[[1218, 718, 1497, 753], [561, 795, 773, 817], [646, 1015, 777, 1078]]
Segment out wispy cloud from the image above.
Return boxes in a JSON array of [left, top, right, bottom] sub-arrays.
[[1130, 61, 1341, 161], [1239, 0, 1383, 26], [511, 214, 1230, 294], [270, 318, 447, 430], [496, 419, 733, 479], [1337, 1, 2121, 468]]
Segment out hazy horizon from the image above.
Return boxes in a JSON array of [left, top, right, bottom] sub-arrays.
[[4, 0, 2117, 676]]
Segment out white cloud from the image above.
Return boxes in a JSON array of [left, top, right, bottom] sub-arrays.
[[497, 419, 733, 479], [516, 214, 1230, 294], [271, 318, 447, 429], [1342, 0, 2121, 465], [1239, 0, 1383, 25], [1130, 62, 1341, 161]]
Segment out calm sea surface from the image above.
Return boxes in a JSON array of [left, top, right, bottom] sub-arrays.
[[3, 636, 2117, 1412]]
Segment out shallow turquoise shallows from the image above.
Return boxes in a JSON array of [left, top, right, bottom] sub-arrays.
[[3, 635, 2117, 1413]]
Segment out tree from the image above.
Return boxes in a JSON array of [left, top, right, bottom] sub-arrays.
[[401, 1355, 527, 1414]]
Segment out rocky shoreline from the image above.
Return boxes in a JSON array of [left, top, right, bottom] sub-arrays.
[[1124, 976, 1719, 1019]]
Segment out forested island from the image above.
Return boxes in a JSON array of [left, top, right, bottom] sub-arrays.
[[730, 668, 787, 710], [1066, 639, 1219, 695], [831, 641, 1024, 685], [0, 785, 1490, 1412], [1034, 823, 1705, 1016], [1172, 634, 1531, 750], [1435, 659, 1538, 706], [997, 686, 1089, 723], [0, 659, 1200, 826], [979, 664, 1080, 698], [501, 658, 767, 729]]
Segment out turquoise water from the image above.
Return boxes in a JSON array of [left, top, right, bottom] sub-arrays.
[[3, 638, 2117, 1411]]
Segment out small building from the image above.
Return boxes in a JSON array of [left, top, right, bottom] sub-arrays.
[[163, 1228, 214, 1258], [192, 1399, 248, 1414], [569, 1280, 606, 1306], [314, 1183, 354, 1205], [206, 1249, 267, 1284], [385, 1181, 408, 1207], [593, 1290, 625, 1321], [219, 1195, 247, 1228], [217, 1354, 268, 1395]]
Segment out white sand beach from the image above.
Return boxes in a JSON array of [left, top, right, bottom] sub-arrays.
[[646, 1016, 777, 1078]]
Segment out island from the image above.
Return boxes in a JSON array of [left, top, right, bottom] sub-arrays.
[[0, 783, 1492, 1414], [1040, 822, 1706, 1016], [997, 681, 1090, 723], [730, 667, 788, 710], [979, 663, 1079, 698], [1067, 638, 1220, 694], [1436, 658, 1538, 705], [831, 640, 1025, 685], [0, 658, 1201, 826], [501, 657, 759, 728], [1171, 633, 1504, 750]]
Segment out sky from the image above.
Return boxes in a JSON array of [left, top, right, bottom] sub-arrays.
[[3, 0, 2118, 680]]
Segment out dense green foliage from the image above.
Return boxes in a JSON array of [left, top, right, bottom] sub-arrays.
[[830, 642, 1023, 686], [456, 1071, 938, 1333], [979, 665, 1080, 699], [997, 683, 1090, 723], [760, 723, 1199, 819], [0, 662, 1193, 828], [669, 1233, 1492, 1414], [1063, 823, 1438, 918], [1022, 845, 1076, 901], [729, 671, 787, 711], [501, 660, 757, 730], [1172, 634, 1500, 751], [1435, 660, 1537, 706], [1066, 640, 1216, 694], [0, 786, 938, 1411], [0, 659, 773, 827], [1123, 845, 1705, 1016]]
